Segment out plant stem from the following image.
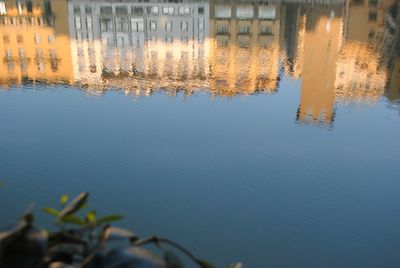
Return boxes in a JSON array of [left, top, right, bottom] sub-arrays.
[[133, 236, 202, 266]]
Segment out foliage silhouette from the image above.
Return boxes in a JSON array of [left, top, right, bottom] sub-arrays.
[[0, 192, 242, 268]]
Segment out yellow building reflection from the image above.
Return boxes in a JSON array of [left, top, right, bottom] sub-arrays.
[[387, 56, 400, 101], [335, 0, 395, 104], [209, 1, 281, 95], [296, 5, 344, 126], [0, 0, 73, 87]]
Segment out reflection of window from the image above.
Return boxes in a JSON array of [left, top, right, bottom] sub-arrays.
[[49, 49, 58, 72], [19, 17, 26, 25], [165, 36, 173, 44], [179, 6, 190, 15], [17, 0, 22, 15], [368, 30, 375, 38], [165, 21, 172, 31], [116, 7, 128, 15], [100, 18, 113, 32], [26, 0, 33, 12], [21, 61, 27, 72], [199, 18, 204, 30], [44, 1, 51, 15], [100, 6, 112, 15], [74, 5, 81, 14], [260, 25, 272, 35], [258, 6, 276, 19], [37, 61, 45, 72], [238, 37, 250, 48], [18, 47, 25, 58], [0, 1, 6, 15], [86, 17, 92, 30], [48, 34, 55, 43], [17, 35, 23, 43], [148, 6, 158, 14], [368, 11, 377, 21], [131, 19, 144, 32], [163, 6, 174, 15], [7, 61, 15, 71], [85, 5, 92, 14], [132, 7, 143, 15], [369, 0, 378, 6], [3, 34, 10, 44], [237, 6, 253, 19], [198, 34, 204, 43], [216, 24, 229, 35], [215, 5, 231, 18], [106, 37, 114, 46], [198, 7, 204, 14], [181, 21, 188, 31], [75, 16, 81, 30], [238, 24, 250, 34], [77, 48, 83, 59], [116, 18, 128, 31], [5, 49, 12, 58], [150, 21, 157, 31]]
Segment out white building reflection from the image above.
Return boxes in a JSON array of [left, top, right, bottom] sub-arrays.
[[68, 0, 210, 96]]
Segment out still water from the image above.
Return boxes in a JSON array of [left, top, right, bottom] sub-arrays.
[[1, 0, 400, 267]]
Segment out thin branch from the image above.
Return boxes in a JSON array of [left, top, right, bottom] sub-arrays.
[[133, 236, 202, 266]]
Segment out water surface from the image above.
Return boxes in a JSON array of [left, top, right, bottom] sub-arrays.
[[1, 0, 400, 267]]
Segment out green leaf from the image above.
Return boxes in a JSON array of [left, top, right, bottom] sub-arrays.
[[42, 207, 59, 217], [57, 192, 89, 223], [197, 260, 216, 268], [61, 215, 85, 225], [96, 214, 123, 226], [60, 195, 69, 206], [86, 210, 97, 223], [164, 250, 185, 268]]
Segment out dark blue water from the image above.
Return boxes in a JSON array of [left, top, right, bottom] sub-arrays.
[[1, 80, 400, 267], [2, 0, 400, 266]]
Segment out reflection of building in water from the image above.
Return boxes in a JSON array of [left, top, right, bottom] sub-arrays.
[[387, 56, 400, 101], [296, 5, 344, 127], [2, 0, 400, 120], [68, 0, 210, 95], [0, 0, 73, 86], [385, 2, 400, 106], [334, 0, 396, 103], [281, 3, 306, 79], [335, 42, 388, 103], [344, 0, 396, 43], [209, 1, 282, 95]]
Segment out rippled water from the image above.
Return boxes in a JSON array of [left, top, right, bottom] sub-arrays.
[[1, 0, 400, 267]]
